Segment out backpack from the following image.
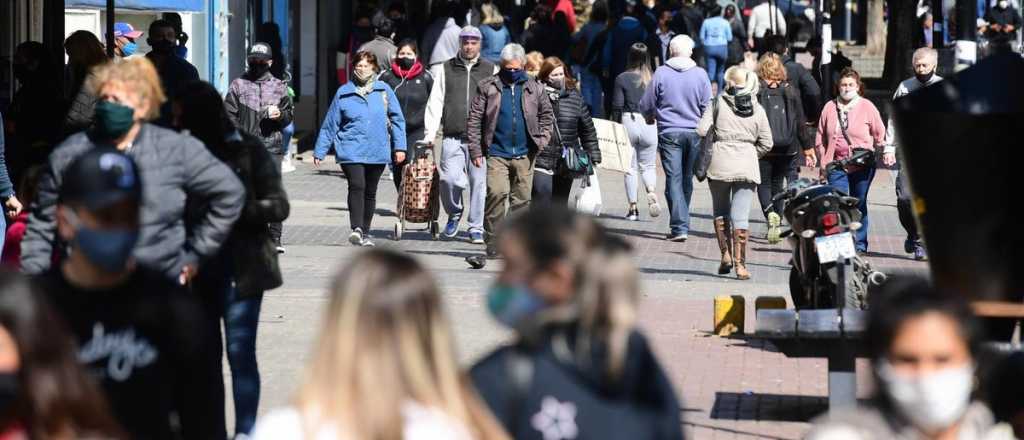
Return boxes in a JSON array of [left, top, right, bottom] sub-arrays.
[[759, 84, 799, 155]]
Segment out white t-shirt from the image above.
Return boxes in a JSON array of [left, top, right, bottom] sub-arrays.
[[252, 402, 475, 440]]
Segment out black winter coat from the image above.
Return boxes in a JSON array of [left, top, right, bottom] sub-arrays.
[[470, 324, 684, 440], [536, 87, 601, 173], [195, 131, 290, 297], [379, 67, 434, 151]]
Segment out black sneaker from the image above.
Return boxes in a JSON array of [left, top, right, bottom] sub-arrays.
[[626, 207, 639, 221], [667, 232, 688, 242], [466, 255, 487, 269]]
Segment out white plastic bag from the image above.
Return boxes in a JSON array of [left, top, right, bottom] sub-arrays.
[[574, 174, 603, 217]]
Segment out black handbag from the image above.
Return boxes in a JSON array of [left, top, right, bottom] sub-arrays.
[[552, 105, 592, 177], [694, 97, 720, 182]]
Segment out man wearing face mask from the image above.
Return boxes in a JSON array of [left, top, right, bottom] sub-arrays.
[[982, 0, 1023, 49], [145, 19, 199, 127], [884, 48, 940, 262], [111, 22, 143, 59], [423, 26, 499, 244], [225, 42, 294, 253], [33, 148, 215, 439], [467, 43, 554, 258]]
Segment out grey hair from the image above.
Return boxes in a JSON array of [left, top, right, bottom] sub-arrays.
[[500, 43, 526, 64], [668, 34, 695, 59], [912, 47, 938, 65]]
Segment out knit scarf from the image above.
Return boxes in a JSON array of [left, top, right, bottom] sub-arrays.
[[390, 59, 424, 79], [725, 70, 760, 117], [352, 73, 375, 97]]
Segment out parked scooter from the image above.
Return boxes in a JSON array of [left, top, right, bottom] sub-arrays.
[[770, 149, 887, 309]]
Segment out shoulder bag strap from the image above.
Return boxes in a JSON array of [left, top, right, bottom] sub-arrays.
[[836, 99, 854, 148]]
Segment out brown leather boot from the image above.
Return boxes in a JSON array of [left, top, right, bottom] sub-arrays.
[[714, 217, 733, 274], [733, 229, 751, 280]]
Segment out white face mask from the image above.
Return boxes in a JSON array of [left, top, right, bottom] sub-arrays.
[[840, 89, 859, 102], [999, 1, 1009, 8], [878, 361, 974, 433]]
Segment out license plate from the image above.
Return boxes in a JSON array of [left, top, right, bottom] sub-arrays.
[[815, 232, 857, 263]]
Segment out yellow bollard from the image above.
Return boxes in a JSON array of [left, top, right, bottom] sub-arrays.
[[755, 296, 788, 313], [714, 295, 745, 336]]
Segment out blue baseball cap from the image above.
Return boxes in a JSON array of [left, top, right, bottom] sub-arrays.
[[113, 22, 143, 39]]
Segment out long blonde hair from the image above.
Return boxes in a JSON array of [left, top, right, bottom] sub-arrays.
[[295, 249, 509, 440], [87, 57, 166, 120], [576, 235, 640, 378], [481, 3, 505, 25]]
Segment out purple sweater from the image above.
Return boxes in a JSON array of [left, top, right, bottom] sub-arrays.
[[639, 57, 712, 134]]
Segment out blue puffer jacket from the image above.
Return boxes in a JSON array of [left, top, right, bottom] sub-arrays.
[[314, 81, 407, 165]]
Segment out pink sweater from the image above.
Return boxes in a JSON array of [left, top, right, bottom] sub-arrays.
[[815, 98, 886, 167]]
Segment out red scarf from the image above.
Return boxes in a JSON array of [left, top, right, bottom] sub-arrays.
[[390, 59, 424, 79]]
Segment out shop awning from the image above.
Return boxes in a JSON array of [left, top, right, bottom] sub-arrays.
[[65, 0, 205, 12]]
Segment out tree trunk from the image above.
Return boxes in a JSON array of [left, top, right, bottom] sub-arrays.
[[864, 0, 887, 55], [882, 0, 918, 90]]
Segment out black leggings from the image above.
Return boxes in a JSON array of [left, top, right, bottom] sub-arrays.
[[341, 163, 386, 232], [757, 155, 793, 218], [532, 171, 575, 206]]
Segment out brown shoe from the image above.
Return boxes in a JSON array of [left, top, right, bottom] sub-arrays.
[[714, 217, 733, 274], [733, 229, 751, 280]]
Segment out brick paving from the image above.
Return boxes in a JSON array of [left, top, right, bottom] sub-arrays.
[[257, 155, 928, 439]]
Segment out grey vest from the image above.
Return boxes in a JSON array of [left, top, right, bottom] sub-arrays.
[[442, 56, 495, 138]]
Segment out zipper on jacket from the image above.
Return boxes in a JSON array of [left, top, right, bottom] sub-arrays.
[[464, 63, 473, 118]]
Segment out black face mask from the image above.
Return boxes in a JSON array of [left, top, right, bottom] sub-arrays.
[[149, 39, 175, 54], [396, 57, 416, 70], [248, 62, 271, 76], [0, 372, 19, 414], [915, 71, 934, 84]]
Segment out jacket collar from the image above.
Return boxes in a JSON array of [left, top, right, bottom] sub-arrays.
[[339, 80, 386, 96]]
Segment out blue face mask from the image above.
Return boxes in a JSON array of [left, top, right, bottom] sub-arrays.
[[487, 283, 545, 328], [121, 41, 137, 57], [500, 68, 528, 84], [75, 226, 139, 273]]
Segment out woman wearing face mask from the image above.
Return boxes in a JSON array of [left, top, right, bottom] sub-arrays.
[[612, 43, 661, 221], [697, 66, 774, 280], [807, 277, 1014, 440], [0, 272, 126, 440], [808, 67, 885, 253], [251, 249, 510, 440], [470, 206, 683, 439], [533, 57, 600, 205], [379, 39, 434, 190], [314, 51, 407, 247]]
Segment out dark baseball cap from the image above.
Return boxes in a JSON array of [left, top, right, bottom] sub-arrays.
[[248, 42, 273, 61], [60, 148, 142, 210]]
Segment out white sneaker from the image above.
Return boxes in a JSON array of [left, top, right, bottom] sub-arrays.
[[276, 245, 286, 254], [647, 192, 662, 218], [348, 229, 363, 246], [360, 236, 375, 247]]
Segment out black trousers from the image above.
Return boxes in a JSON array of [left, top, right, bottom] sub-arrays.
[[757, 155, 793, 218], [895, 167, 919, 242], [532, 171, 575, 206], [341, 163, 386, 232]]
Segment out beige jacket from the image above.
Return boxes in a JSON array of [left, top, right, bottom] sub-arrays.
[[697, 94, 773, 184]]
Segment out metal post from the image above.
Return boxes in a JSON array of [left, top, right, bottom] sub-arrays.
[[106, 0, 115, 57], [933, 0, 945, 48], [820, 0, 834, 97]]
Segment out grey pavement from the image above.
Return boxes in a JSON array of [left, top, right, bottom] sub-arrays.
[[240, 154, 928, 439]]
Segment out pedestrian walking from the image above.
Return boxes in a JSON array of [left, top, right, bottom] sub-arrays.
[[982, 0, 1023, 51], [885, 48, 941, 261], [755, 53, 807, 244], [747, 0, 787, 56], [480, 3, 513, 64], [573, 1, 609, 118], [19, 57, 244, 284], [698, 66, 773, 280], [470, 207, 684, 439], [533, 57, 600, 206], [700, 6, 733, 92], [0, 272, 127, 440], [175, 81, 290, 439], [467, 43, 554, 257], [145, 19, 200, 127], [314, 51, 407, 248], [612, 43, 662, 221], [421, 1, 457, 66], [765, 35, 822, 126], [32, 148, 216, 439], [604, 1, 651, 93], [250, 249, 510, 440], [809, 67, 885, 253], [725, 5, 749, 68], [639, 34, 712, 242], [225, 42, 294, 254], [807, 277, 1014, 440], [380, 39, 435, 190], [423, 26, 496, 244], [654, 8, 676, 65], [358, 17, 398, 73], [521, 3, 571, 60], [63, 30, 108, 134]]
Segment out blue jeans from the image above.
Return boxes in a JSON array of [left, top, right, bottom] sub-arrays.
[[658, 131, 701, 235], [827, 167, 876, 251], [209, 272, 263, 436], [281, 122, 295, 155], [578, 68, 604, 119], [705, 45, 728, 92]]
